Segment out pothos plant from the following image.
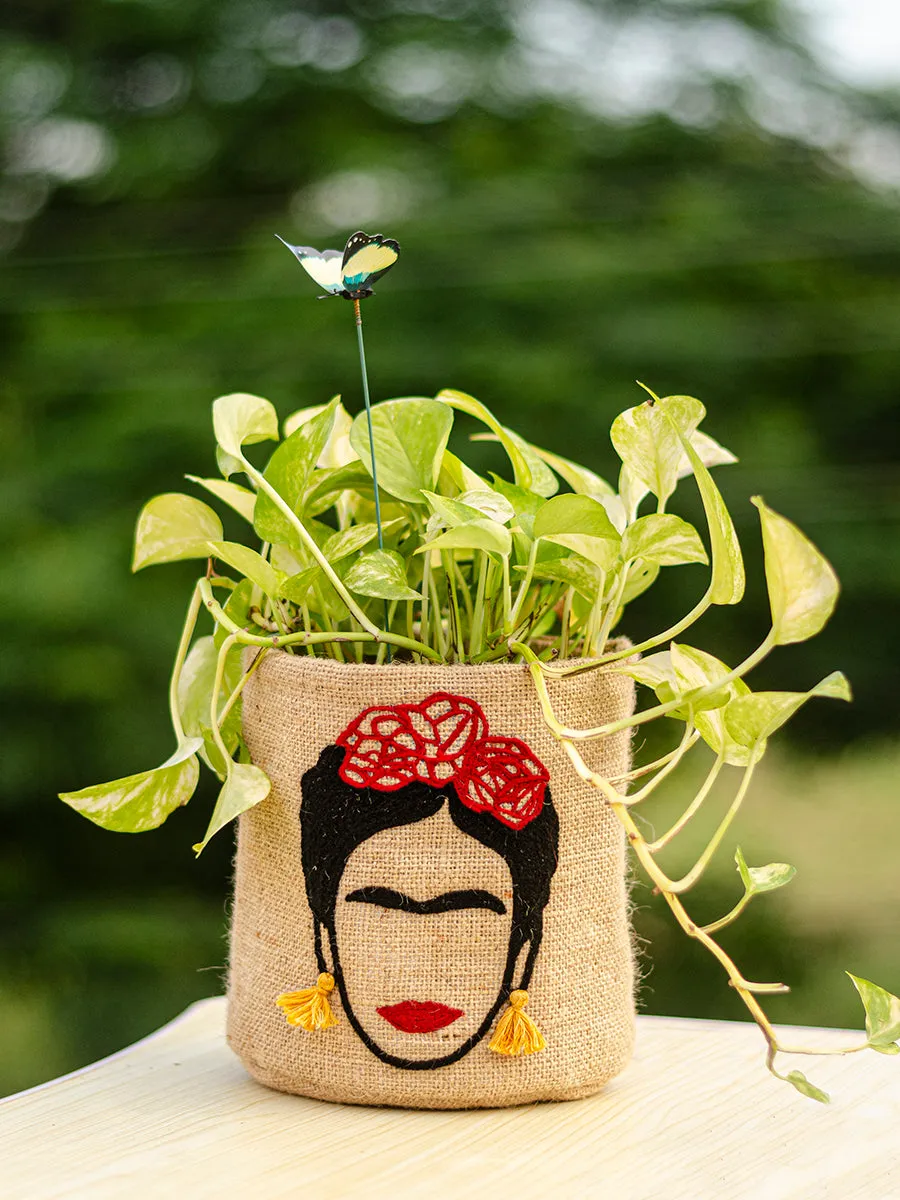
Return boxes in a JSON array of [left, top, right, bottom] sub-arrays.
[[60, 384, 900, 1102]]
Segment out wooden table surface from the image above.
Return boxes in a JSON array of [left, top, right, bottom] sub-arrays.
[[1, 997, 898, 1199]]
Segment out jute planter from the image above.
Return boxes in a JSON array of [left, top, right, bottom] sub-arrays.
[[228, 651, 636, 1109]]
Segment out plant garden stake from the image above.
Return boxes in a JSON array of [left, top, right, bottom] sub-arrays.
[[276, 230, 401, 652]]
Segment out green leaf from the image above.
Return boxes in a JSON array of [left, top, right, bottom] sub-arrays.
[[303, 463, 381, 516], [280, 566, 319, 606], [670, 642, 738, 713], [618, 463, 650, 522], [470, 430, 560, 497], [207, 541, 285, 599], [350, 397, 453, 503], [619, 650, 749, 761], [322, 522, 383, 562], [735, 846, 796, 896], [752, 497, 840, 645], [284, 402, 328, 438], [456, 489, 515, 524], [422, 490, 486, 529], [283, 397, 350, 461], [254, 397, 339, 543], [437, 388, 535, 492], [439, 449, 489, 494], [60, 740, 203, 833], [621, 513, 708, 567], [785, 1071, 830, 1104], [419, 519, 512, 558], [215, 445, 244, 480], [616, 651, 675, 692], [344, 548, 420, 601], [488, 476, 547, 538], [847, 974, 900, 1048], [212, 392, 279, 459], [185, 476, 257, 523], [214, 578, 254, 648], [534, 494, 621, 570], [542, 536, 618, 574], [132, 493, 223, 571], [269, 542, 304, 576], [619, 559, 660, 605], [177, 636, 244, 777], [519, 554, 604, 602], [675, 425, 744, 605], [193, 762, 271, 855], [678, 429, 738, 478], [525, 444, 615, 497], [534, 493, 620, 541], [669, 644, 755, 764], [494, 428, 558, 498], [611, 395, 705, 505], [725, 672, 852, 749]]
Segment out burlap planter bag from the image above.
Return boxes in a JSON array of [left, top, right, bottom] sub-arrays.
[[228, 650, 636, 1110]]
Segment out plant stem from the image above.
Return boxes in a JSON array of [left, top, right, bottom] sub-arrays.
[[405, 599, 416, 658], [428, 570, 447, 658], [559, 587, 573, 660], [622, 722, 700, 808], [501, 555, 511, 633], [701, 891, 754, 935], [444, 554, 465, 661], [217, 645, 268, 729], [169, 584, 203, 744], [542, 630, 778, 741], [666, 760, 758, 893], [420, 550, 431, 650], [512, 639, 869, 1084], [198, 578, 442, 662], [470, 551, 488, 656], [348, 615, 364, 663], [595, 564, 629, 656], [607, 728, 701, 785], [209, 633, 239, 774], [300, 604, 316, 656], [376, 603, 398, 664], [453, 557, 474, 630], [539, 587, 714, 677], [646, 747, 725, 846], [509, 539, 538, 630]]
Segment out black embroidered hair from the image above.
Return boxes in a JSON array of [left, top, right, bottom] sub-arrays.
[[299, 743, 559, 1071]]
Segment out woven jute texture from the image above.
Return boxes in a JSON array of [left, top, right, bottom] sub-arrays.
[[229, 651, 636, 1109]]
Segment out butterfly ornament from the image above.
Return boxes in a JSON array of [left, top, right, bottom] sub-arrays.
[[276, 230, 400, 300]]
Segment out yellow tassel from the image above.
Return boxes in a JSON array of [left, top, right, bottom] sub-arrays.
[[489, 989, 546, 1056], [276, 972, 339, 1031]]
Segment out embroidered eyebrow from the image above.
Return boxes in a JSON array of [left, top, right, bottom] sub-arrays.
[[345, 886, 507, 916]]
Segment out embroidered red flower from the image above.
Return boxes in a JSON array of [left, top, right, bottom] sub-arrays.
[[337, 693, 487, 791], [335, 693, 548, 829], [457, 736, 549, 829], [335, 707, 420, 790]]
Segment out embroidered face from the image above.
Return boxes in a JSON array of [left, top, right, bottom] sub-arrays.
[[297, 695, 559, 1071]]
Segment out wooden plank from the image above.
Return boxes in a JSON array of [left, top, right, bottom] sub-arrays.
[[1, 998, 898, 1200]]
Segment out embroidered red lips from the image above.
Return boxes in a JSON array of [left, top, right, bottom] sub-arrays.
[[377, 1000, 464, 1034]]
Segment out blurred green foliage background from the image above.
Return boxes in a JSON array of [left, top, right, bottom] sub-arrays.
[[2, 0, 899, 1096]]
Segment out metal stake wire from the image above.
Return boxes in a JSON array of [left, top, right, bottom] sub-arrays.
[[353, 298, 391, 657]]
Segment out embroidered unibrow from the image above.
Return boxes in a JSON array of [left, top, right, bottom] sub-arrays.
[[345, 886, 507, 916]]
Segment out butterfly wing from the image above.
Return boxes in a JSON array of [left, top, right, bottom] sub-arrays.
[[275, 235, 343, 294], [341, 231, 400, 293]]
